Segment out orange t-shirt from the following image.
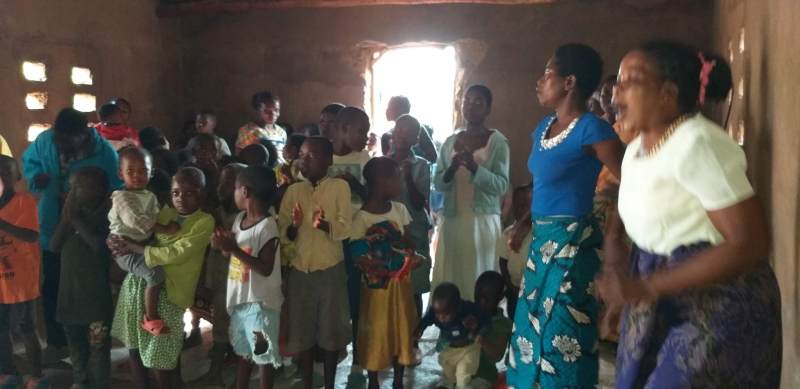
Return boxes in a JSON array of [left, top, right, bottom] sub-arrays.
[[0, 192, 40, 304]]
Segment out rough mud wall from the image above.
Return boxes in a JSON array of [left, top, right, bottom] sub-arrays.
[[0, 0, 183, 159], [177, 0, 712, 186], [713, 1, 800, 387]]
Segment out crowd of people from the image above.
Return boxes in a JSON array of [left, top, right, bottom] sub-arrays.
[[0, 39, 783, 389]]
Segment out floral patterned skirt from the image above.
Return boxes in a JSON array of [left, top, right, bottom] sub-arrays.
[[507, 215, 602, 389], [616, 243, 782, 389], [111, 274, 185, 370]]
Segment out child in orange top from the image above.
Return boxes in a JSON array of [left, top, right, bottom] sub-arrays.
[[95, 103, 140, 151], [0, 155, 45, 389]]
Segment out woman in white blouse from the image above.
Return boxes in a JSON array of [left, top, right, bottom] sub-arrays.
[[597, 41, 782, 388]]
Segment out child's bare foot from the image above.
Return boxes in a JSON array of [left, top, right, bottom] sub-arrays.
[[252, 331, 269, 355]]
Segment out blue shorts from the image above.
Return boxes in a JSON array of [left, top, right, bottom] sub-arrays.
[[229, 302, 282, 366]]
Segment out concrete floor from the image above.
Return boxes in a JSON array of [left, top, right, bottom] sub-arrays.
[[11, 310, 617, 389]]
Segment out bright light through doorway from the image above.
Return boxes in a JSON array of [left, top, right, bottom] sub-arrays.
[[371, 46, 457, 143]]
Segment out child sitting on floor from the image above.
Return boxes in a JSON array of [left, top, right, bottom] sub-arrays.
[[415, 282, 491, 389], [109, 147, 181, 336], [95, 103, 140, 150], [50, 167, 113, 389], [496, 183, 532, 318], [0, 155, 45, 389], [212, 164, 282, 389], [350, 157, 424, 389], [278, 136, 352, 389], [467, 271, 513, 389]]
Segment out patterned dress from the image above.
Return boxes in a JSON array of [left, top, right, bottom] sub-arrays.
[[616, 243, 782, 388], [507, 215, 602, 389], [235, 122, 286, 162], [509, 113, 618, 389], [111, 274, 185, 370]]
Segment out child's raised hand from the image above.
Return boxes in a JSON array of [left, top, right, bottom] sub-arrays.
[[212, 229, 238, 254], [291, 202, 304, 227], [312, 206, 326, 229], [409, 253, 425, 269], [279, 164, 294, 186]]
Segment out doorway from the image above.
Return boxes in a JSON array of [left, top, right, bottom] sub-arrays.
[[370, 45, 457, 142]]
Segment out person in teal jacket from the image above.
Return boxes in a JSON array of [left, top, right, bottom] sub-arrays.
[[431, 85, 509, 301], [22, 108, 123, 355]]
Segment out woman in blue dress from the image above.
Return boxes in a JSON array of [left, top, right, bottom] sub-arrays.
[[598, 41, 781, 388], [506, 44, 624, 389]]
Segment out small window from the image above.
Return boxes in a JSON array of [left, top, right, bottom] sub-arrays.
[[73, 93, 96, 112], [739, 28, 746, 53], [26, 92, 48, 110], [28, 124, 51, 142], [738, 79, 744, 99], [737, 120, 745, 146], [71, 67, 93, 85], [22, 62, 47, 82]]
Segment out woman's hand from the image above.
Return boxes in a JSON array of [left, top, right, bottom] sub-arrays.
[[459, 151, 478, 173], [507, 220, 532, 254], [595, 268, 658, 312]]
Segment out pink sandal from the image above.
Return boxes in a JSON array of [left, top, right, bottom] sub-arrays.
[[141, 316, 172, 336]]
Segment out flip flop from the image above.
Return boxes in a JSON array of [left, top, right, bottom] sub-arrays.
[[141, 316, 172, 336]]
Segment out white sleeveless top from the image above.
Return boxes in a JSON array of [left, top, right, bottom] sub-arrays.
[[226, 213, 283, 313]]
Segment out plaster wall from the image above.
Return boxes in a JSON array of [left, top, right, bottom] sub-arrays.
[[0, 0, 183, 159], [176, 0, 713, 185], [713, 1, 800, 387]]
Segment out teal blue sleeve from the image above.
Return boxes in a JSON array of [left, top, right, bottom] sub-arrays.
[[433, 137, 455, 193], [21, 136, 48, 193]]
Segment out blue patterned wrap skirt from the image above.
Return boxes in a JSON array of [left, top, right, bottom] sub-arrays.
[[615, 243, 782, 389], [507, 214, 602, 389]]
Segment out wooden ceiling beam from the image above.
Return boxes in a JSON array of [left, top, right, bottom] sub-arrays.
[[156, 0, 558, 17]]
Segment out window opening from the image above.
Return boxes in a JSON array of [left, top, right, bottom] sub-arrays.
[[71, 67, 93, 85], [23, 62, 47, 82], [370, 46, 457, 143], [73, 93, 97, 112], [28, 124, 51, 142], [26, 92, 48, 110]]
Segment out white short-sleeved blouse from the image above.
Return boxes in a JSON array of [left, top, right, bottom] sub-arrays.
[[618, 114, 755, 255]]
